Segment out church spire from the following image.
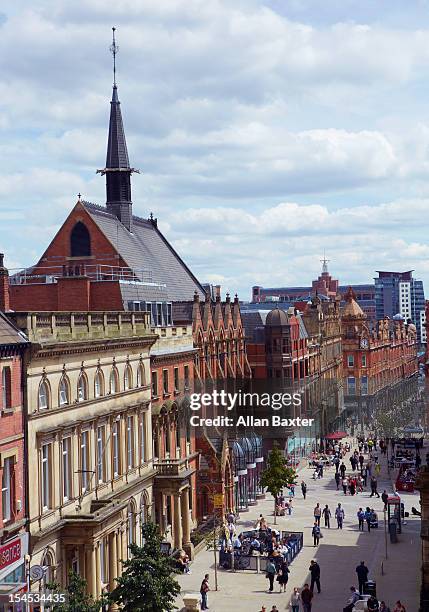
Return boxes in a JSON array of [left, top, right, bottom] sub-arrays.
[[97, 27, 139, 233]]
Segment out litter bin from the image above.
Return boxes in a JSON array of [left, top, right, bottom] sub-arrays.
[[364, 580, 377, 598], [389, 520, 398, 543]]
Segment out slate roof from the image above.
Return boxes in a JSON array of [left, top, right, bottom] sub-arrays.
[[83, 202, 206, 302], [0, 313, 28, 348], [240, 310, 270, 341]]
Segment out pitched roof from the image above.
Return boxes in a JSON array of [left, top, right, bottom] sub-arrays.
[[0, 313, 28, 348], [83, 202, 206, 302]]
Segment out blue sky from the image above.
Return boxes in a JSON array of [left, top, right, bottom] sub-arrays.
[[1, 1, 429, 300]]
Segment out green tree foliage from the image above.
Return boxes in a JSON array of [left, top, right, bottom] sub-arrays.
[[259, 443, 297, 523], [109, 522, 181, 611], [50, 571, 107, 612]]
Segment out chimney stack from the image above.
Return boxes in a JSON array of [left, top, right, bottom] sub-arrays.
[[0, 253, 10, 312]]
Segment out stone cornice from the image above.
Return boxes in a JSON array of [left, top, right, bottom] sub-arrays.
[[31, 335, 158, 359]]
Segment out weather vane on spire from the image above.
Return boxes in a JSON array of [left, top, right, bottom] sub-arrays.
[[321, 250, 329, 274], [110, 27, 119, 87]]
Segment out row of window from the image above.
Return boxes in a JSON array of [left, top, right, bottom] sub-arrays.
[[151, 366, 190, 398], [127, 301, 173, 327], [347, 355, 367, 367], [347, 376, 368, 395], [1, 366, 12, 410], [38, 363, 146, 410], [40, 412, 147, 511]]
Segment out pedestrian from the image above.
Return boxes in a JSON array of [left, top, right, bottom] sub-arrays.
[[322, 504, 331, 528], [367, 595, 380, 611], [393, 601, 406, 612], [335, 503, 345, 529], [301, 480, 307, 500], [379, 602, 391, 612], [382, 490, 389, 510], [361, 467, 367, 487], [334, 456, 340, 472], [313, 503, 321, 526], [356, 561, 369, 594], [290, 587, 301, 612], [277, 559, 290, 592], [309, 560, 321, 593], [342, 476, 349, 495], [335, 471, 341, 490], [349, 478, 356, 496], [265, 558, 277, 593], [340, 462, 346, 478], [301, 584, 313, 612], [370, 476, 380, 498], [375, 462, 381, 476], [365, 507, 372, 532], [416, 453, 422, 469], [343, 586, 360, 612], [359, 453, 364, 469], [200, 574, 210, 610], [312, 521, 321, 546], [357, 507, 365, 531], [258, 607, 267, 612]]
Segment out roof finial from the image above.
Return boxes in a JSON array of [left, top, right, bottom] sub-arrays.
[[320, 249, 329, 274], [110, 27, 118, 88], [77, 192, 82, 201]]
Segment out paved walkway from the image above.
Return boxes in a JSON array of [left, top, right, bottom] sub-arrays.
[[176, 441, 420, 611]]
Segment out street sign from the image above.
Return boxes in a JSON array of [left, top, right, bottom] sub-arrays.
[[29, 565, 45, 582]]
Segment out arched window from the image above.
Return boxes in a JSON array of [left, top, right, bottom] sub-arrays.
[[136, 362, 145, 387], [124, 365, 133, 391], [41, 550, 55, 590], [1, 367, 11, 409], [127, 499, 137, 552], [94, 369, 104, 398], [38, 379, 50, 410], [59, 375, 70, 406], [110, 367, 119, 394], [140, 492, 149, 545], [77, 372, 88, 402], [70, 222, 91, 257], [164, 422, 171, 456]]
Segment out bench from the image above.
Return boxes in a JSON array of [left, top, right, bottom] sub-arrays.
[[182, 593, 201, 611]]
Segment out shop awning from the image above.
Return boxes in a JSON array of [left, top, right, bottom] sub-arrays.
[[325, 431, 347, 440]]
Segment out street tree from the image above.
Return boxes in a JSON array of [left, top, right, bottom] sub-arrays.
[[259, 443, 297, 524], [109, 522, 181, 611], [50, 571, 107, 612]]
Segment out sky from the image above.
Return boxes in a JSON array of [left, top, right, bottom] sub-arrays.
[[2, 1, 429, 300]]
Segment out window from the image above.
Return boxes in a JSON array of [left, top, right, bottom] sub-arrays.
[[110, 368, 119, 394], [38, 379, 50, 410], [157, 303, 163, 326], [347, 377, 356, 395], [59, 375, 69, 406], [124, 365, 132, 391], [167, 303, 172, 325], [362, 354, 367, 367], [1, 367, 11, 409], [77, 373, 88, 402], [127, 416, 134, 470], [140, 414, 146, 464], [176, 419, 181, 451], [80, 431, 90, 493], [2, 457, 13, 522], [70, 221, 91, 257], [347, 355, 354, 367], [127, 501, 136, 549], [174, 368, 179, 393], [41, 444, 51, 510], [97, 426, 106, 483], [94, 370, 104, 398], [136, 363, 145, 387], [184, 365, 190, 390], [361, 376, 368, 395], [163, 370, 169, 395], [62, 437, 72, 502], [112, 421, 120, 478], [151, 372, 158, 397], [165, 425, 170, 455], [100, 537, 107, 584]]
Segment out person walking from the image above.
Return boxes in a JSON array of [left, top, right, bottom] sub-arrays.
[[322, 504, 331, 528], [200, 574, 210, 610], [370, 476, 380, 498], [359, 453, 365, 469], [365, 507, 372, 532], [313, 503, 321, 526], [340, 462, 346, 478], [375, 461, 381, 477], [334, 455, 340, 473], [335, 471, 341, 490], [301, 480, 307, 500], [309, 560, 321, 593], [277, 559, 290, 593], [393, 601, 406, 612], [343, 586, 360, 612], [379, 602, 391, 612], [290, 587, 301, 612], [342, 476, 349, 495], [357, 507, 365, 531], [312, 521, 321, 546], [381, 489, 389, 510], [356, 561, 369, 594], [301, 584, 313, 612], [335, 503, 345, 529], [266, 558, 277, 593]]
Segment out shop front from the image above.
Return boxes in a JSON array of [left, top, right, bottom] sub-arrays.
[[0, 533, 28, 611]]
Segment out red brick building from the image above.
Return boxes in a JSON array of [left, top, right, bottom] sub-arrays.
[[0, 258, 29, 601]]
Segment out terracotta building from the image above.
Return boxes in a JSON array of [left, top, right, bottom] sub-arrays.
[[6, 309, 156, 599], [341, 287, 418, 432], [0, 279, 29, 603]]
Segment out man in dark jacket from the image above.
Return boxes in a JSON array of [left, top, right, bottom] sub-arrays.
[[309, 560, 321, 593], [381, 490, 389, 510], [301, 583, 314, 612], [356, 561, 369, 594]]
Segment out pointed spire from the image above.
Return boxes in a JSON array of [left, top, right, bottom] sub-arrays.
[[320, 251, 329, 275], [97, 27, 139, 233]]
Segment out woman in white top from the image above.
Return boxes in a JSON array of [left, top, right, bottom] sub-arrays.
[[290, 587, 301, 612]]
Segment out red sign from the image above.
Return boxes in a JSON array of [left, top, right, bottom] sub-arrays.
[[0, 538, 21, 572]]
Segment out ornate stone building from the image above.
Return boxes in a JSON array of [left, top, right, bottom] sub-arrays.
[[7, 310, 156, 598]]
